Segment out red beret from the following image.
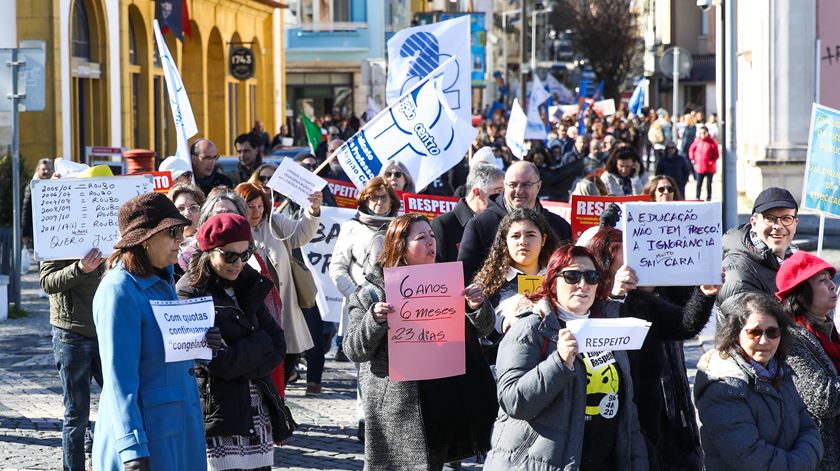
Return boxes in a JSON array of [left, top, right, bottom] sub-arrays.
[[775, 251, 836, 300], [197, 213, 252, 252]]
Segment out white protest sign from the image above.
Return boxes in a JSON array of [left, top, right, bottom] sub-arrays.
[[336, 60, 477, 191], [153, 20, 197, 168], [150, 296, 215, 362], [506, 98, 528, 159], [566, 317, 652, 353], [525, 74, 550, 140], [592, 99, 616, 116], [31, 175, 154, 261], [300, 206, 357, 322], [267, 158, 328, 208], [622, 201, 723, 286]]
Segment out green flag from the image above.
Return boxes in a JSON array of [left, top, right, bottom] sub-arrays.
[[301, 114, 322, 153]]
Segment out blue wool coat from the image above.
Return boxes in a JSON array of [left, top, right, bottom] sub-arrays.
[[92, 264, 206, 470]]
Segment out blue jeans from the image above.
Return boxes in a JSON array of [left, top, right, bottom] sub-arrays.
[[52, 327, 103, 471]]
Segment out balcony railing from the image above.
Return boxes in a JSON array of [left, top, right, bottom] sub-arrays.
[[296, 21, 368, 32]]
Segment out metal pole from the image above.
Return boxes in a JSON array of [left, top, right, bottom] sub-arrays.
[[531, 10, 537, 72], [520, 0, 527, 104], [672, 48, 680, 127], [723, 0, 738, 230], [503, 13, 508, 105], [9, 47, 22, 309]]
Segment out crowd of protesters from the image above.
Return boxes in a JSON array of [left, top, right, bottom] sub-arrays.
[[30, 93, 840, 471]]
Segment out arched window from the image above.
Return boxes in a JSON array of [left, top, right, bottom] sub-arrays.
[[129, 20, 138, 66], [71, 1, 91, 59]]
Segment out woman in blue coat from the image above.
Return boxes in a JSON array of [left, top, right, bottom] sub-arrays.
[[93, 193, 211, 470]]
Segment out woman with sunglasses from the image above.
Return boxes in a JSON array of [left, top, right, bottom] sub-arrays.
[[695, 292, 822, 470], [343, 214, 496, 470], [776, 252, 840, 470], [177, 213, 288, 471], [378, 160, 415, 193], [485, 244, 648, 470], [248, 163, 277, 189], [642, 174, 683, 202], [600, 146, 648, 196]]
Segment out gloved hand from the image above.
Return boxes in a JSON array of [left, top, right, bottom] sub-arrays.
[[123, 457, 151, 471], [599, 203, 622, 228], [205, 326, 223, 351]]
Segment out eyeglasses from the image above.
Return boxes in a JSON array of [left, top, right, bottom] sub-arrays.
[[198, 154, 220, 162], [214, 246, 254, 264], [656, 186, 675, 194], [559, 270, 601, 285], [761, 214, 797, 227], [368, 194, 390, 203], [505, 180, 540, 190], [743, 326, 782, 340], [168, 226, 185, 239], [385, 171, 404, 178], [176, 204, 201, 214], [258, 175, 272, 183]]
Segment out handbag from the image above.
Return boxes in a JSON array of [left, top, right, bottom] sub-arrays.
[[286, 242, 317, 309]]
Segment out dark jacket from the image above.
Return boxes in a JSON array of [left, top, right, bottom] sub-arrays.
[[40, 259, 105, 337], [176, 265, 286, 439], [195, 170, 234, 197], [718, 224, 793, 307], [22, 183, 33, 240], [431, 198, 475, 263], [655, 153, 693, 195], [228, 155, 263, 185], [458, 194, 572, 282]]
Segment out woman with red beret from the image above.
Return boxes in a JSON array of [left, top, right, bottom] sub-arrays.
[[776, 251, 840, 470]]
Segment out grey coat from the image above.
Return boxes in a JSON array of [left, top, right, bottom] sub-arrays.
[[694, 349, 823, 471], [484, 299, 648, 471], [342, 264, 495, 470], [786, 325, 840, 470]]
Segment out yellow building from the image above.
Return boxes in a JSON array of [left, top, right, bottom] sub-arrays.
[[14, 0, 286, 169]]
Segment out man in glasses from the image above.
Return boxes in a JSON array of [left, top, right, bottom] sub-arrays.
[[458, 160, 573, 280], [718, 187, 799, 307], [230, 132, 264, 185], [190, 138, 233, 196]]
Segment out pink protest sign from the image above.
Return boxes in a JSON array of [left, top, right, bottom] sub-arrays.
[[384, 261, 465, 381]]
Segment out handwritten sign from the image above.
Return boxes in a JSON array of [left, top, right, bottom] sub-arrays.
[[384, 261, 465, 381], [802, 104, 840, 215], [150, 296, 215, 362], [517, 275, 544, 296], [300, 207, 357, 322], [566, 317, 651, 353], [31, 175, 154, 261], [401, 193, 459, 219], [570, 195, 650, 240], [325, 178, 361, 209], [622, 201, 722, 286], [266, 158, 328, 208]]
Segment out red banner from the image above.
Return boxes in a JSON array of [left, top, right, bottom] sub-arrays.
[[325, 178, 360, 209], [541, 200, 572, 225], [120, 171, 174, 193], [570, 194, 650, 240], [402, 193, 459, 219]]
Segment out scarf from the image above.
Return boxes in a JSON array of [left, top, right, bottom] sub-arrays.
[[796, 314, 840, 373], [748, 229, 796, 266], [620, 176, 633, 196], [355, 210, 393, 230], [736, 347, 784, 389]]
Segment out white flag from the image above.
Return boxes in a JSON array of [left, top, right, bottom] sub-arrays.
[[506, 99, 528, 159], [367, 97, 381, 121], [153, 20, 197, 169], [336, 64, 477, 191], [525, 75, 549, 140], [545, 73, 575, 103], [386, 16, 472, 125]]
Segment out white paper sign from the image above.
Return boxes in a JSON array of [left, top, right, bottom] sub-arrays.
[[566, 317, 652, 353], [622, 201, 723, 286], [150, 296, 215, 362], [300, 207, 357, 322], [267, 158, 328, 208], [506, 98, 528, 159], [31, 175, 155, 261]]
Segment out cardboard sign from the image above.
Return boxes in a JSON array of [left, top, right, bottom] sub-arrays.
[[384, 261, 465, 381], [517, 275, 544, 296], [300, 207, 357, 322], [121, 171, 173, 193], [622, 201, 723, 286], [150, 296, 215, 362], [402, 193, 460, 219], [325, 178, 361, 209], [267, 158, 328, 208], [566, 317, 651, 353], [31, 175, 155, 260], [802, 104, 840, 215], [570, 195, 650, 241]]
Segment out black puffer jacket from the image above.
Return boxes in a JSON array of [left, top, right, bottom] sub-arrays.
[[176, 265, 286, 439], [717, 223, 793, 306]]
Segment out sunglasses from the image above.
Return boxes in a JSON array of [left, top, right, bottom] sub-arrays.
[[743, 326, 782, 340], [559, 270, 601, 285], [214, 246, 254, 264], [385, 171, 404, 178], [168, 226, 185, 239], [258, 175, 272, 183], [656, 186, 675, 194]]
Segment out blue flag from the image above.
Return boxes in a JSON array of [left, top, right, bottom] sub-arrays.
[[628, 78, 649, 116]]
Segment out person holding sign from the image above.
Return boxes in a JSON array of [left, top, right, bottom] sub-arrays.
[[472, 209, 559, 364], [177, 214, 290, 470], [343, 214, 497, 470], [484, 244, 648, 470], [92, 193, 208, 471], [776, 252, 840, 470], [695, 292, 822, 471]]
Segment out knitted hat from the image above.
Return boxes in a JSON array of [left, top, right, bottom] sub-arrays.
[[196, 213, 252, 252], [775, 251, 836, 300], [753, 187, 798, 214], [113, 192, 192, 249]]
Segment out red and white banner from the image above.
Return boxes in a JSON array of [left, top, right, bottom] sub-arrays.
[[570, 194, 650, 241], [325, 178, 361, 209], [402, 193, 459, 219]]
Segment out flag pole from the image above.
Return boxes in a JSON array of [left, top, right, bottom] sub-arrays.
[[818, 211, 826, 258]]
